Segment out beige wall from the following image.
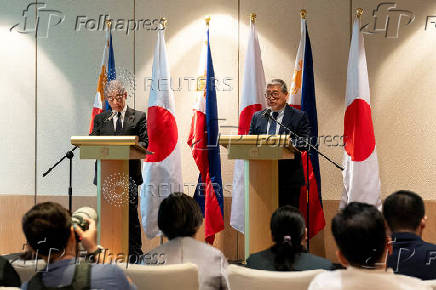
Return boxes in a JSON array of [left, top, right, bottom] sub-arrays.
[[1, 0, 436, 253]]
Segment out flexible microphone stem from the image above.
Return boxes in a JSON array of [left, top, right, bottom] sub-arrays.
[[264, 109, 344, 171]]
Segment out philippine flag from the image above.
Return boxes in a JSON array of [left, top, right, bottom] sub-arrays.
[[187, 24, 224, 244], [89, 29, 116, 133], [289, 17, 325, 238]]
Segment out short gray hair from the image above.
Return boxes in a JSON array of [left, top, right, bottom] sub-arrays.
[[105, 79, 126, 97], [267, 79, 288, 94]]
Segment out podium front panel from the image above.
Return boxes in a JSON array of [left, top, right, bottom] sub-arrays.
[[245, 160, 279, 259], [97, 160, 129, 256]]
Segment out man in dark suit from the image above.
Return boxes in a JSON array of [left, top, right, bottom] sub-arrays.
[[91, 80, 148, 258], [249, 79, 310, 208], [383, 190, 436, 280]]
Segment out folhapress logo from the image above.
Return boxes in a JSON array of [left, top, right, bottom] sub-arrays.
[[361, 2, 414, 38], [10, 2, 65, 38]]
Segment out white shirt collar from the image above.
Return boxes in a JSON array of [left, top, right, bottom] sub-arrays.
[[270, 105, 286, 115]]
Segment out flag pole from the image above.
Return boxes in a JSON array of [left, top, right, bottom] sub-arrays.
[[106, 19, 112, 31], [161, 17, 167, 29], [250, 13, 256, 24], [300, 8, 311, 252], [300, 9, 307, 19]]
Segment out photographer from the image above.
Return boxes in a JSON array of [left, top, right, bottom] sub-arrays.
[[21, 202, 136, 289]]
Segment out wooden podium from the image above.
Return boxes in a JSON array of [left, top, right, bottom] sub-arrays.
[[71, 136, 150, 256], [219, 135, 295, 260]]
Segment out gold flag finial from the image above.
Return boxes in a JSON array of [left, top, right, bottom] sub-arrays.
[[106, 20, 112, 28], [250, 13, 256, 24], [205, 16, 211, 26], [161, 17, 167, 29], [300, 9, 307, 19], [356, 8, 363, 18]]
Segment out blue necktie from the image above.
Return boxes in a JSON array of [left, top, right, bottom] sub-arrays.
[[268, 111, 279, 135]]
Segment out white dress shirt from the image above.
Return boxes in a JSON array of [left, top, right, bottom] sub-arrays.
[[308, 266, 431, 290], [146, 236, 229, 290], [112, 104, 127, 131], [265, 106, 285, 134]]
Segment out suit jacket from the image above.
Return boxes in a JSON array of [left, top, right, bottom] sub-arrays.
[[146, 237, 229, 290], [91, 106, 148, 185], [387, 232, 436, 280], [249, 104, 311, 185], [246, 247, 334, 271]]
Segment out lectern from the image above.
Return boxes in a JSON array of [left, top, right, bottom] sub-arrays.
[[219, 135, 295, 260], [71, 136, 149, 256]]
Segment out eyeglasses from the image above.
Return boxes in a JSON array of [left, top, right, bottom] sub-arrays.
[[107, 94, 125, 102], [264, 91, 281, 100]]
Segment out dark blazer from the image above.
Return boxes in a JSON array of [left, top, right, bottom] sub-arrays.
[[246, 247, 334, 271], [249, 104, 311, 185], [387, 232, 436, 280], [91, 106, 148, 185]]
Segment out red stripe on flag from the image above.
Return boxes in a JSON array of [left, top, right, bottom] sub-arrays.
[[89, 107, 103, 134], [188, 110, 224, 243], [146, 106, 178, 162], [204, 175, 224, 243], [299, 151, 326, 239], [187, 110, 208, 175]]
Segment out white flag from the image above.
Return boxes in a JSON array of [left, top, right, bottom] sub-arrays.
[[140, 27, 183, 238], [340, 17, 381, 209], [230, 21, 266, 233]]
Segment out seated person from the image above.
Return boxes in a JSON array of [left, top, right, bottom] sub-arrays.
[[21, 202, 136, 290], [246, 205, 334, 271], [383, 190, 436, 280], [146, 193, 229, 290], [0, 256, 20, 287], [308, 202, 430, 290]]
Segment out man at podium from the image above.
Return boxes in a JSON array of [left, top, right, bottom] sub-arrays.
[[249, 79, 310, 208], [91, 80, 148, 257]]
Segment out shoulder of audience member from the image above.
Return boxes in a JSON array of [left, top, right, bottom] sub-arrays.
[[91, 263, 136, 289], [299, 252, 335, 270], [308, 270, 342, 290]]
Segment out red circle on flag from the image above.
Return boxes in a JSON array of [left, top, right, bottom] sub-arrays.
[[344, 98, 376, 162], [239, 104, 263, 135], [145, 106, 178, 162]]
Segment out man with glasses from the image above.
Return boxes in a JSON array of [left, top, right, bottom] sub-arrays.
[[91, 79, 148, 260], [249, 79, 310, 208]]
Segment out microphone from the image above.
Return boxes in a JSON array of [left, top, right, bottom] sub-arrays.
[[105, 111, 117, 122], [262, 109, 272, 119]]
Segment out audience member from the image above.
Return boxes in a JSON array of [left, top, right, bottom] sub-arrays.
[[308, 202, 430, 290], [146, 193, 229, 290], [21, 202, 136, 290], [246, 205, 334, 271], [383, 190, 436, 280], [0, 255, 21, 287]]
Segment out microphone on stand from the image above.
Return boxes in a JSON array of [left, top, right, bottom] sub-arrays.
[[262, 109, 272, 120], [105, 111, 117, 122]]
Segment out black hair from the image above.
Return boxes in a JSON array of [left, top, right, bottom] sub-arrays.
[[383, 190, 425, 232], [270, 206, 305, 271], [22, 202, 72, 257], [158, 193, 203, 240], [332, 202, 386, 268]]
